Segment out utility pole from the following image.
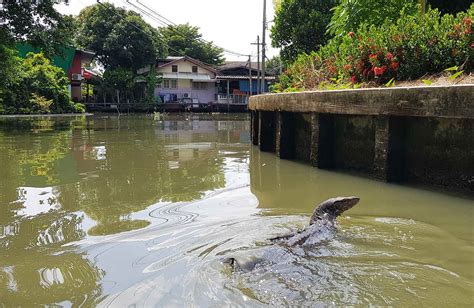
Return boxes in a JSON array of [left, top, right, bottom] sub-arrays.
[[248, 55, 252, 97], [261, 0, 267, 93], [251, 36, 261, 95]]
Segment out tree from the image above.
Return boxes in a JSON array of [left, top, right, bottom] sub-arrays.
[[75, 3, 165, 71], [266, 55, 284, 75], [1, 53, 81, 114], [328, 0, 418, 39], [160, 24, 224, 65], [271, 0, 339, 63], [0, 1, 80, 114], [0, 0, 74, 57]]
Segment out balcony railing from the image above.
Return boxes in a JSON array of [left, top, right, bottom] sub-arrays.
[[217, 94, 249, 105]]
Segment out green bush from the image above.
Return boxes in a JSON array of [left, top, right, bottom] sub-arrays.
[[0, 51, 81, 114], [74, 103, 86, 113], [274, 5, 473, 91], [29, 93, 53, 113]]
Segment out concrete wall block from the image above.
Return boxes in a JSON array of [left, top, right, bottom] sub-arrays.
[[310, 113, 320, 167], [251, 111, 259, 145], [374, 116, 390, 180], [259, 111, 276, 152], [276, 112, 295, 159], [318, 114, 336, 169]]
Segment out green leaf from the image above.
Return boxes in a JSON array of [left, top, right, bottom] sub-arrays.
[[385, 78, 395, 87], [449, 70, 464, 81], [422, 79, 433, 85], [444, 66, 458, 72]]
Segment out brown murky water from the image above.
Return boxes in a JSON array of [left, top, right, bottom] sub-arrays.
[[0, 114, 472, 306]]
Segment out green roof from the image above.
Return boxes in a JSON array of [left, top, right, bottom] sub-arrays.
[[16, 43, 77, 73]]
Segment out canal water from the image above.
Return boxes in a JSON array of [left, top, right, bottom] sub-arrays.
[[0, 114, 472, 306]]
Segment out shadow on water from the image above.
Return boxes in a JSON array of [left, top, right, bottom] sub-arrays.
[[0, 114, 472, 306]]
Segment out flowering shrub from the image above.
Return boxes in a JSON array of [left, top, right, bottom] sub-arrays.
[[273, 5, 473, 92]]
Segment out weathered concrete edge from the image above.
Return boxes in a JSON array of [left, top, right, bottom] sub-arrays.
[[249, 84, 474, 119], [0, 113, 93, 118]]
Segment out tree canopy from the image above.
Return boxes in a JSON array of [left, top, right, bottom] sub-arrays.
[[271, 0, 339, 63], [160, 24, 224, 65], [0, 0, 74, 57], [75, 3, 166, 71], [0, 0, 81, 114], [328, 0, 418, 39]]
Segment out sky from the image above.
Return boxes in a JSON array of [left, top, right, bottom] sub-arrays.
[[55, 0, 280, 62]]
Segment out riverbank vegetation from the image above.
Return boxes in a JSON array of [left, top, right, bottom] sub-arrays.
[[271, 0, 473, 92], [0, 1, 225, 114], [0, 1, 83, 114]]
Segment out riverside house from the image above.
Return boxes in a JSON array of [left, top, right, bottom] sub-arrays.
[[155, 56, 218, 107]]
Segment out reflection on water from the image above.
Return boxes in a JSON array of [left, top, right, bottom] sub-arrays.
[[0, 114, 473, 306]]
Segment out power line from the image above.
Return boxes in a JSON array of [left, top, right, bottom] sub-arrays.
[[130, 0, 249, 57], [122, 0, 245, 61]]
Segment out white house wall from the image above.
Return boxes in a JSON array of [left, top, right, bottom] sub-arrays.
[[155, 58, 217, 104]]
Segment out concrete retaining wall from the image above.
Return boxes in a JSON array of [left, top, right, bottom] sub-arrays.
[[249, 85, 474, 195]]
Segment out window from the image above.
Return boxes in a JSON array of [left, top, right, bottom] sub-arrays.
[[162, 79, 178, 89], [172, 65, 178, 72], [192, 82, 207, 90], [192, 66, 198, 73]]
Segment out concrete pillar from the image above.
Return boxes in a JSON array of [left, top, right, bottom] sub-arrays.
[[374, 116, 405, 181], [251, 111, 259, 145], [374, 116, 390, 180], [309, 113, 320, 167], [259, 111, 276, 152], [318, 114, 336, 169], [275, 112, 295, 159]]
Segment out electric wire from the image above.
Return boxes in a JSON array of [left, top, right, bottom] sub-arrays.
[[130, 0, 250, 57]]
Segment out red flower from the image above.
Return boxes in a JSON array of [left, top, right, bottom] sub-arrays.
[[374, 66, 387, 76], [343, 64, 352, 71], [386, 52, 394, 61], [390, 62, 399, 71], [465, 17, 472, 27], [348, 31, 355, 38], [351, 75, 357, 83]]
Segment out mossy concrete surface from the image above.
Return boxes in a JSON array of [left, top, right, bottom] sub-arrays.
[[249, 85, 474, 119]]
